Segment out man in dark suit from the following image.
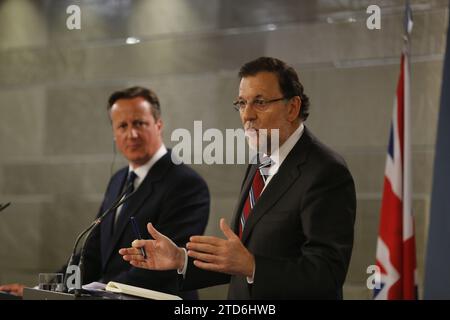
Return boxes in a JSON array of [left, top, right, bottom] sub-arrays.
[[119, 58, 356, 299], [0, 87, 209, 299]]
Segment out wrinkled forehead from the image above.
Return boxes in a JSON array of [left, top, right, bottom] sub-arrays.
[[238, 72, 282, 99], [110, 98, 153, 118], [111, 96, 152, 110]]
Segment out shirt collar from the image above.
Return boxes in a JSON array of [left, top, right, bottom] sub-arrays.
[[267, 123, 304, 176], [128, 144, 167, 189]]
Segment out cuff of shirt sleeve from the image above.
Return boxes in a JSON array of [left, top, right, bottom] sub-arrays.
[[177, 248, 188, 278], [246, 261, 256, 284]]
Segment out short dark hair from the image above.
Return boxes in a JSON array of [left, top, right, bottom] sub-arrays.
[[238, 57, 310, 120], [107, 86, 161, 120]]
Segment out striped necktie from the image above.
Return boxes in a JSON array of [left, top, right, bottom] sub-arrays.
[[239, 157, 272, 238]]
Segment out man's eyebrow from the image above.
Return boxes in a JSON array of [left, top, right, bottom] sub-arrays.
[[237, 94, 264, 99]]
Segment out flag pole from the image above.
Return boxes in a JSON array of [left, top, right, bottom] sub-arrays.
[[402, 0, 417, 299]]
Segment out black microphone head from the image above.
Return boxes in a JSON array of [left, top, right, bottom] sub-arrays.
[[0, 202, 11, 212]]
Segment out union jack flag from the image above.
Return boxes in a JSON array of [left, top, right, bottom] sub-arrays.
[[374, 1, 418, 300]]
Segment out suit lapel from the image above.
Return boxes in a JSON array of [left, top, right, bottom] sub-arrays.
[[102, 152, 172, 268], [240, 128, 314, 244], [100, 169, 127, 265]]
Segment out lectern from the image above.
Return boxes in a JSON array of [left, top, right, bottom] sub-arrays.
[[24, 288, 88, 300]]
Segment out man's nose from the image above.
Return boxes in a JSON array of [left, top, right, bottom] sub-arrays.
[[241, 104, 257, 123], [128, 128, 139, 138]]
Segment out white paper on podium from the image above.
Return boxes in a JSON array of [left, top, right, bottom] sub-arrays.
[[82, 281, 107, 292]]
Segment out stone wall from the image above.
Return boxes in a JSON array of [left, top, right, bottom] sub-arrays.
[[0, 0, 448, 299]]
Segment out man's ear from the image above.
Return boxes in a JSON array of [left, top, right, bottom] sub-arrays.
[[287, 96, 301, 121], [157, 119, 163, 131]]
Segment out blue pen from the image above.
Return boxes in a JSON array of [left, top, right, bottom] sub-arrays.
[[130, 217, 147, 259]]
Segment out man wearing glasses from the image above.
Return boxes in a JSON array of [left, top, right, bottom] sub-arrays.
[[120, 57, 356, 299]]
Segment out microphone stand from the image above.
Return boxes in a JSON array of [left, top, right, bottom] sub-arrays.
[[64, 182, 137, 296]]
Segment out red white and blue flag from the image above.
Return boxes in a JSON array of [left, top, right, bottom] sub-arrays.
[[374, 2, 417, 300]]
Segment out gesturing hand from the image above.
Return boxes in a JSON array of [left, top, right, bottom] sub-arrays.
[[0, 283, 25, 296], [119, 223, 185, 271], [186, 218, 255, 277]]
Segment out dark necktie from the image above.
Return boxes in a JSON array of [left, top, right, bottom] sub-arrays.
[[239, 157, 271, 238], [114, 171, 138, 231]]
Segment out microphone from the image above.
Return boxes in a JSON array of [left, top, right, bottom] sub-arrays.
[[64, 180, 138, 295], [0, 202, 11, 212]]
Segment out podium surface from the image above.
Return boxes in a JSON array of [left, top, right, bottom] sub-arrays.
[[23, 287, 141, 300], [24, 288, 81, 300], [0, 291, 21, 300]]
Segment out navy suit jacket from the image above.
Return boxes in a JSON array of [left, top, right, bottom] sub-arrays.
[[182, 127, 356, 299], [79, 150, 210, 298]]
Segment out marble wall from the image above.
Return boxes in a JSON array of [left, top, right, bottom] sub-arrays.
[[0, 0, 448, 299]]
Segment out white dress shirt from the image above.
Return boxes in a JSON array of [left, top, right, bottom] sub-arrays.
[[263, 123, 304, 190], [114, 144, 167, 225]]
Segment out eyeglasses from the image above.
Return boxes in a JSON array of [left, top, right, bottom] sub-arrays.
[[232, 97, 288, 112]]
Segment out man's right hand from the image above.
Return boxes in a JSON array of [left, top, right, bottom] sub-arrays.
[[119, 223, 185, 271], [0, 283, 25, 296]]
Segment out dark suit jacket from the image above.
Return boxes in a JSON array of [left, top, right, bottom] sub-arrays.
[[182, 127, 356, 299], [77, 150, 210, 299]]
